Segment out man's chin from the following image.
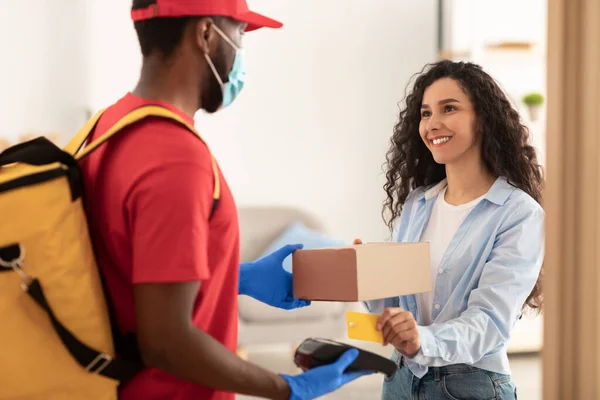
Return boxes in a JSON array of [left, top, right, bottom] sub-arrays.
[[202, 100, 223, 114], [201, 89, 224, 114], [204, 106, 220, 114]]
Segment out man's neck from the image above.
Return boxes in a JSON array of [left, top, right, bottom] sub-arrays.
[[132, 59, 201, 117], [444, 151, 496, 205]]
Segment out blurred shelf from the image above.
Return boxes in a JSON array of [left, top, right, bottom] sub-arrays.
[[484, 41, 537, 51], [438, 49, 472, 60], [438, 41, 544, 61]]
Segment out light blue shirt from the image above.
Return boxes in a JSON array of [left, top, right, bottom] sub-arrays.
[[364, 176, 544, 378]]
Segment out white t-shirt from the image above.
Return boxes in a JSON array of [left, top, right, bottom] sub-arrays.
[[416, 187, 485, 325]]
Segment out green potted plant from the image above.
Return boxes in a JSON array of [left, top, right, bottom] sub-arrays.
[[522, 92, 545, 121]]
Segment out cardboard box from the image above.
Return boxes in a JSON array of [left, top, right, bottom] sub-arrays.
[[292, 242, 431, 301]]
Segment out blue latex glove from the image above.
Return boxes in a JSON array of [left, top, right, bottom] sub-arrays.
[[238, 244, 310, 310], [280, 349, 374, 400]]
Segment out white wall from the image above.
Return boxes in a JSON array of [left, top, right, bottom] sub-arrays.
[[87, 0, 142, 112], [0, 0, 91, 144], [197, 0, 438, 242], [87, 0, 438, 242]]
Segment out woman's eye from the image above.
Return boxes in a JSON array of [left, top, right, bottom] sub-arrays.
[[421, 111, 431, 118], [444, 105, 456, 112]]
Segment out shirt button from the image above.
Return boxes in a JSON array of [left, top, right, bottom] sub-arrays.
[[446, 353, 451, 359], [435, 304, 441, 310], [438, 268, 443, 274]]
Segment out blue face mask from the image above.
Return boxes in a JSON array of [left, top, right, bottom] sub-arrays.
[[222, 50, 245, 108], [204, 26, 245, 109]]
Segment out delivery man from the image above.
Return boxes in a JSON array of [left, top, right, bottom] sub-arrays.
[[80, 0, 372, 399]]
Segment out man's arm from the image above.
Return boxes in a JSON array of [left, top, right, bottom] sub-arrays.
[[134, 281, 290, 399], [119, 131, 290, 398]]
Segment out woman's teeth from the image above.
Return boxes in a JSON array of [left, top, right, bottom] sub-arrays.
[[432, 137, 451, 145]]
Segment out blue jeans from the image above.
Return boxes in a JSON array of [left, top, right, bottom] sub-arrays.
[[382, 352, 517, 400]]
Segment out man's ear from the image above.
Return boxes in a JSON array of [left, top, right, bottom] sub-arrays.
[[193, 17, 218, 56]]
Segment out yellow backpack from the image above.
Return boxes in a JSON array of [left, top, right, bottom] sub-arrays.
[[0, 105, 220, 400]]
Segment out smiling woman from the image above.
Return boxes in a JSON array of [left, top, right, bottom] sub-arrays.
[[366, 60, 545, 400], [384, 61, 544, 225], [419, 81, 480, 166]]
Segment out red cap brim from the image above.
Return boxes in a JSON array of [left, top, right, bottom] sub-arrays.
[[234, 10, 283, 32]]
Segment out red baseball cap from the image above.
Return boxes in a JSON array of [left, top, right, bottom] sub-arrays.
[[131, 0, 283, 32]]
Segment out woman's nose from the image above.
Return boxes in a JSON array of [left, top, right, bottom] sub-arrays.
[[426, 113, 443, 132]]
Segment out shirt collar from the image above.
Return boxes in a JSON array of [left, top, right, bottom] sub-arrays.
[[423, 179, 448, 200], [418, 176, 515, 206]]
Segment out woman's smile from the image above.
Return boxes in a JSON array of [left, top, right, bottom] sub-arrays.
[[429, 136, 453, 147]]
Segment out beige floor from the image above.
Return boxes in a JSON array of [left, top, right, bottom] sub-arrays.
[[237, 342, 541, 400]]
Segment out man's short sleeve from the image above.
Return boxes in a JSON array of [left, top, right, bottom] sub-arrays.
[[125, 158, 216, 284]]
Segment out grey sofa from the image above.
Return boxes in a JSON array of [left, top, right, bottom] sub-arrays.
[[237, 206, 353, 351]]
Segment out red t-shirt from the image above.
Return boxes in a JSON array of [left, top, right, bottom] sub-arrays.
[[81, 93, 239, 400]]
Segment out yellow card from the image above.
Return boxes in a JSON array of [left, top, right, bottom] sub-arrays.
[[346, 311, 383, 344]]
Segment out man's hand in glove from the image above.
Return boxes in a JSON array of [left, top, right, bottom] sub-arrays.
[[239, 244, 310, 310], [280, 349, 373, 400]]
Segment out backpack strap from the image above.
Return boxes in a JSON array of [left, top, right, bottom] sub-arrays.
[[65, 105, 221, 215], [27, 277, 144, 383], [63, 108, 106, 156], [0, 244, 142, 384]]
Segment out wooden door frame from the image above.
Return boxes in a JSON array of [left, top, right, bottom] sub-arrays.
[[544, 0, 600, 398]]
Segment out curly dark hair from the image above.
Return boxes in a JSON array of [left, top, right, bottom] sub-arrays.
[[383, 60, 544, 312]]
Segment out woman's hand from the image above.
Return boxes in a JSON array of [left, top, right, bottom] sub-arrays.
[[377, 308, 421, 358]]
